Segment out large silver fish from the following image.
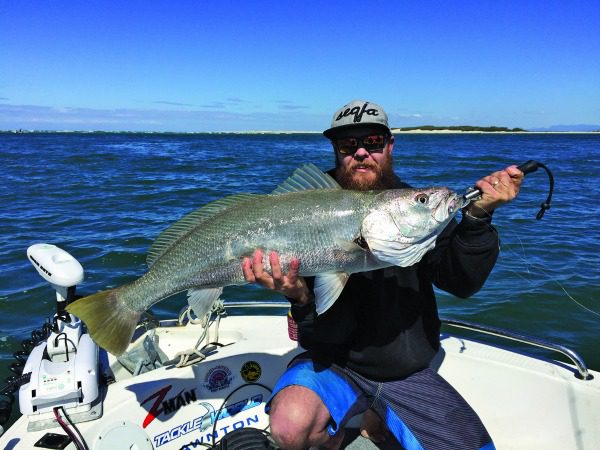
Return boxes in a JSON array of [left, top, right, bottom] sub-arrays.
[[67, 164, 462, 355]]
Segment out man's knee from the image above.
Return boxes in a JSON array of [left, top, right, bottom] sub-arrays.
[[269, 385, 331, 449]]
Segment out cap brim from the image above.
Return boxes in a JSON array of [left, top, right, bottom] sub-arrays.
[[323, 123, 390, 139]]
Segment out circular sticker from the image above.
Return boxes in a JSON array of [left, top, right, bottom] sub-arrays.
[[204, 365, 233, 392], [240, 361, 262, 382]]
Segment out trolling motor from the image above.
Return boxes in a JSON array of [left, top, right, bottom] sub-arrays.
[[16, 244, 101, 430], [463, 160, 554, 220]]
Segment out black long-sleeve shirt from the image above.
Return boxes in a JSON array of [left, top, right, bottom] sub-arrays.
[[290, 174, 499, 380]]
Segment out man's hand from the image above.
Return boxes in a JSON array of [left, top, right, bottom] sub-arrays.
[[242, 249, 313, 305], [466, 165, 524, 218]]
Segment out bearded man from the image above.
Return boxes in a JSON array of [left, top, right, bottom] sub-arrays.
[[243, 100, 523, 450]]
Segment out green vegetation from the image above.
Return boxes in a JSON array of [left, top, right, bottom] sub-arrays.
[[394, 125, 527, 132]]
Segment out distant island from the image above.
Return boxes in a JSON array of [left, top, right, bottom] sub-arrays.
[[3, 126, 599, 134], [392, 125, 527, 132]]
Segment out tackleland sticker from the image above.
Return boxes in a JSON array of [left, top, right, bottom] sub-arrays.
[[204, 365, 233, 392], [240, 361, 262, 382], [151, 394, 265, 448]]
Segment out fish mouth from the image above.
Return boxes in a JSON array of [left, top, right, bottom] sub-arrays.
[[433, 191, 462, 223]]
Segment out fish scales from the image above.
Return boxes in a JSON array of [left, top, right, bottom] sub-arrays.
[[132, 189, 376, 304], [67, 164, 461, 355]]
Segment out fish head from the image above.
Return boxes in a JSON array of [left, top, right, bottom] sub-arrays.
[[361, 187, 462, 267]]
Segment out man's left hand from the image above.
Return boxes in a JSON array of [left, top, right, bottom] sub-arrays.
[[466, 165, 524, 218]]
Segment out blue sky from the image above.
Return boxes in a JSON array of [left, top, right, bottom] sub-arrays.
[[1, 1, 599, 132]]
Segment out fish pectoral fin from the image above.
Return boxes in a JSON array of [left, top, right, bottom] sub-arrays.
[[187, 287, 223, 318], [369, 234, 438, 267], [313, 272, 350, 315]]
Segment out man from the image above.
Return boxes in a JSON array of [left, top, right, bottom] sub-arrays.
[[242, 100, 523, 450]]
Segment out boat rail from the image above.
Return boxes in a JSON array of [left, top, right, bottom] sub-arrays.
[[440, 318, 591, 380], [224, 300, 291, 309], [221, 300, 592, 380]]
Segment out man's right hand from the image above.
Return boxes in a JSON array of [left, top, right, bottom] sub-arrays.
[[242, 249, 313, 305]]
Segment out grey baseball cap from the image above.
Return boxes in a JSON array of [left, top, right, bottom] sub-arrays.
[[323, 100, 390, 139]]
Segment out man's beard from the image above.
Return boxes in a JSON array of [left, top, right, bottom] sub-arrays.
[[335, 158, 397, 190]]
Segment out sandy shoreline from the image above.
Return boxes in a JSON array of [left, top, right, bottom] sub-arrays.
[[391, 129, 599, 134], [3, 129, 598, 135]]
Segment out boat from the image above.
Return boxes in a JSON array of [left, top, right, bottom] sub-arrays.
[[0, 243, 598, 450]]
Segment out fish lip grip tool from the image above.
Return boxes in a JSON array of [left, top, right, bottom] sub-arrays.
[[463, 160, 554, 220]]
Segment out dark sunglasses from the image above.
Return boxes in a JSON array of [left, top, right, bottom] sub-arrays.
[[333, 134, 388, 155]]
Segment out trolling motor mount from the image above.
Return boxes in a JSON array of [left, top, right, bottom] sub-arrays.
[[19, 244, 101, 429]]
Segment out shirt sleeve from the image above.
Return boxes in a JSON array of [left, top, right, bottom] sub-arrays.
[[288, 276, 358, 350], [425, 212, 500, 298]]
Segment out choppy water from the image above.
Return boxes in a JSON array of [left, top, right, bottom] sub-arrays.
[[1, 132, 599, 380]]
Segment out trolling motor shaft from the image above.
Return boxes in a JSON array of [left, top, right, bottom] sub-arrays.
[[463, 160, 554, 220]]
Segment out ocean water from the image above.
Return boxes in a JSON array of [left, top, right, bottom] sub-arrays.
[[1, 131, 599, 383]]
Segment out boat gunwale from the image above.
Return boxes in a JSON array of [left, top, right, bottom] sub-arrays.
[[219, 300, 593, 380]]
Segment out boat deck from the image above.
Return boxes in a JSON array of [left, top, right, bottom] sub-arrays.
[[2, 304, 598, 450], [342, 429, 402, 449]]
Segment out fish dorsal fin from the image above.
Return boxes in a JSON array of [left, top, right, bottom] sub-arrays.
[[147, 194, 258, 267], [271, 163, 340, 194]]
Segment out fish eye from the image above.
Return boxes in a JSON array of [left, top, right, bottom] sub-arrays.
[[415, 194, 429, 204]]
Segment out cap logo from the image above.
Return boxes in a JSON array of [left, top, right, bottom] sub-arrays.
[[335, 102, 379, 124]]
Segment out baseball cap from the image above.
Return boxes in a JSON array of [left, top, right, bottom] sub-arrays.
[[323, 100, 390, 139]]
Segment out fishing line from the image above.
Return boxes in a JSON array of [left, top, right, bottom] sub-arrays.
[[464, 160, 599, 318], [468, 207, 600, 319], [501, 231, 600, 319]]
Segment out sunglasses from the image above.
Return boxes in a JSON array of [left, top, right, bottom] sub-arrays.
[[333, 134, 388, 155]]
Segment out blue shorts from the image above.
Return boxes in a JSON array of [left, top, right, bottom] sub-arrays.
[[267, 357, 494, 450]]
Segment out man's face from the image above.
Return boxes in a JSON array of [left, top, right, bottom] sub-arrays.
[[332, 127, 396, 190]]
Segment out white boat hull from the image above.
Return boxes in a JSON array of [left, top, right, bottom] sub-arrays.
[[1, 305, 598, 450]]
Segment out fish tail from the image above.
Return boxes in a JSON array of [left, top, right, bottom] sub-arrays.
[[66, 288, 141, 356]]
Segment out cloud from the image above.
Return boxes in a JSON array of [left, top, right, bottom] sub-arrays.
[[0, 103, 326, 132], [275, 100, 310, 111], [153, 101, 194, 107], [395, 113, 424, 119], [199, 101, 228, 109], [225, 97, 250, 104]]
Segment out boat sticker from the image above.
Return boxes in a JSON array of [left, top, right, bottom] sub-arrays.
[[152, 394, 265, 448], [240, 360, 262, 382], [141, 385, 198, 428], [152, 401, 215, 447], [204, 365, 234, 392]]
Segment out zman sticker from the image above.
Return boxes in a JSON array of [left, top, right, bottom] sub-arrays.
[[141, 385, 198, 429]]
